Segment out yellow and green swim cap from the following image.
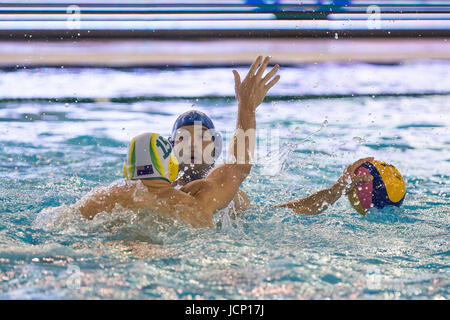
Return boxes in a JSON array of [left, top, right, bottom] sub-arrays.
[[123, 132, 179, 183]]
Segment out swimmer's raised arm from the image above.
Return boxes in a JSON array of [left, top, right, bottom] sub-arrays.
[[271, 157, 374, 215], [233, 189, 251, 211], [225, 56, 280, 211], [181, 56, 280, 216]]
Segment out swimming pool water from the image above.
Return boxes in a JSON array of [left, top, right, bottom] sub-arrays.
[[0, 61, 449, 299]]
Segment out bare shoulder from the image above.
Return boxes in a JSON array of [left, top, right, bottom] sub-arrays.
[[180, 179, 213, 196], [76, 179, 141, 219]]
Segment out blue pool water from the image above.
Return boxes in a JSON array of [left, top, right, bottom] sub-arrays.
[[0, 61, 449, 299]]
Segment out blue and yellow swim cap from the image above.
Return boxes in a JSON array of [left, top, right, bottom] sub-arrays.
[[123, 132, 179, 183], [348, 160, 406, 215]]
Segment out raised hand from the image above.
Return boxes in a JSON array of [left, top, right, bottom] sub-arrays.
[[232, 55, 280, 112]]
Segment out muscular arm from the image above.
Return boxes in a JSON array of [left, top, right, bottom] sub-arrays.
[[272, 157, 374, 215], [79, 57, 279, 227]]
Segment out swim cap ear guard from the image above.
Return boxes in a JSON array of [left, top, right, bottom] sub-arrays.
[[211, 130, 222, 161], [348, 160, 406, 215], [123, 132, 179, 183], [169, 110, 223, 162]]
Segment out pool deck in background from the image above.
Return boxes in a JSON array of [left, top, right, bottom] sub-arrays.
[[0, 38, 449, 67]]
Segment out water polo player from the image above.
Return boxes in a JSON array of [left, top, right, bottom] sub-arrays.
[[75, 56, 281, 227]]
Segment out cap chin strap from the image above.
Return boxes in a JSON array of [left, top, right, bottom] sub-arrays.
[[138, 177, 171, 183]]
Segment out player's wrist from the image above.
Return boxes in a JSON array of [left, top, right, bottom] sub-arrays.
[[237, 107, 256, 131]]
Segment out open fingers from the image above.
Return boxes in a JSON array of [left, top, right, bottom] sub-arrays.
[[256, 56, 271, 79], [262, 64, 280, 84], [265, 74, 280, 92], [248, 55, 263, 77]]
